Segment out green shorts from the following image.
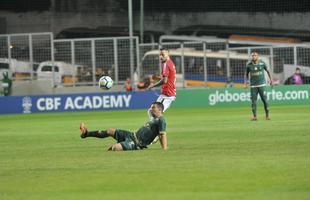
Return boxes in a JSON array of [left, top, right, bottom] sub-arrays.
[[114, 129, 138, 151], [250, 86, 266, 101]]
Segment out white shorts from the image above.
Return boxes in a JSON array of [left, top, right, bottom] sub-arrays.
[[156, 94, 176, 112]]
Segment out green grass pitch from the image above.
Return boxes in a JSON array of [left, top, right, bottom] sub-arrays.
[[0, 105, 310, 200]]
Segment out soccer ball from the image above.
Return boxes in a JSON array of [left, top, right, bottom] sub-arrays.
[[98, 76, 113, 90]]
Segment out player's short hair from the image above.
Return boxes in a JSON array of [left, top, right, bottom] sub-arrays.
[[152, 102, 164, 112], [160, 47, 169, 52], [251, 51, 259, 55]]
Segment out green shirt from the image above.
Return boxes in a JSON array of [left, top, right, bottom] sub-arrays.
[[246, 60, 268, 87], [136, 116, 166, 146]]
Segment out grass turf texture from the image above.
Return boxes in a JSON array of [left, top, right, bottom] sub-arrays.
[[0, 105, 310, 200]]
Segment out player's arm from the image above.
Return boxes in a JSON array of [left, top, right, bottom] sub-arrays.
[[152, 75, 161, 81], [148, 76, 168, 89], [265, 68, 273, 86], [244, 66, 250, 88], [159, 132, 168, 150]]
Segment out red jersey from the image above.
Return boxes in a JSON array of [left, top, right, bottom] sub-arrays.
[[161, 58, 176, 97]]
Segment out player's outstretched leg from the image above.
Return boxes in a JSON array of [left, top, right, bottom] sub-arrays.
[[79, 122, 109, 139]]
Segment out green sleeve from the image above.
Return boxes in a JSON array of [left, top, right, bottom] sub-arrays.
[[261, 60, 268, 71], [264, 63, 268, 71], [159, 117, 166, 133], [245, 65, 250, 77]]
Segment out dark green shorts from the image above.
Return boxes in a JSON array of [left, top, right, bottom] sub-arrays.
[[250, 86, 266, 101], [114, 129, 138, 151]]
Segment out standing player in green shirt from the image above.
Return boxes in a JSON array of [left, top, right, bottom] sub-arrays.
[[79, 102, 168, 151], [245, 51, 273, 121]]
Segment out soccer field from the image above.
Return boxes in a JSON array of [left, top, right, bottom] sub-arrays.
[[0, 105, 310, 200]]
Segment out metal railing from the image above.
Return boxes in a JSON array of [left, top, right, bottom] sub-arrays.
[[1, 32, 309, 90]]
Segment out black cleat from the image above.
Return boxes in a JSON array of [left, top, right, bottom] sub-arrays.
[[251, 117, 257, 121]]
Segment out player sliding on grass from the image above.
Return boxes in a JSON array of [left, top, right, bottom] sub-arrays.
[[79, 102, 168, 151], [244, 51, 273, 121]]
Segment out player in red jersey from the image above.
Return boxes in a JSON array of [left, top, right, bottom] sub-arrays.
[[148, 48, 176, 113]]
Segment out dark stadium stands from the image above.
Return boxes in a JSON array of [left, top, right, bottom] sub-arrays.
[[172, 25, 310, 42], [55, 26, 164, 43]]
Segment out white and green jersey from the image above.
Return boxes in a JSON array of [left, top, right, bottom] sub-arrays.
[[246, 60, 268, 87]]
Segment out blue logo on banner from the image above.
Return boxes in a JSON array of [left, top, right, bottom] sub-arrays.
[[22, 96, 32, 113]]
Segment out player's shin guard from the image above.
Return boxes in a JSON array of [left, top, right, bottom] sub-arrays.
[[86, 130, 108, 138], [251, 100, 257, 117]]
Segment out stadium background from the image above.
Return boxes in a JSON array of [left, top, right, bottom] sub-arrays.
[[0, 1, 310, 200], [1, 0, 310, 97], [1, 0, 310, 36]]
